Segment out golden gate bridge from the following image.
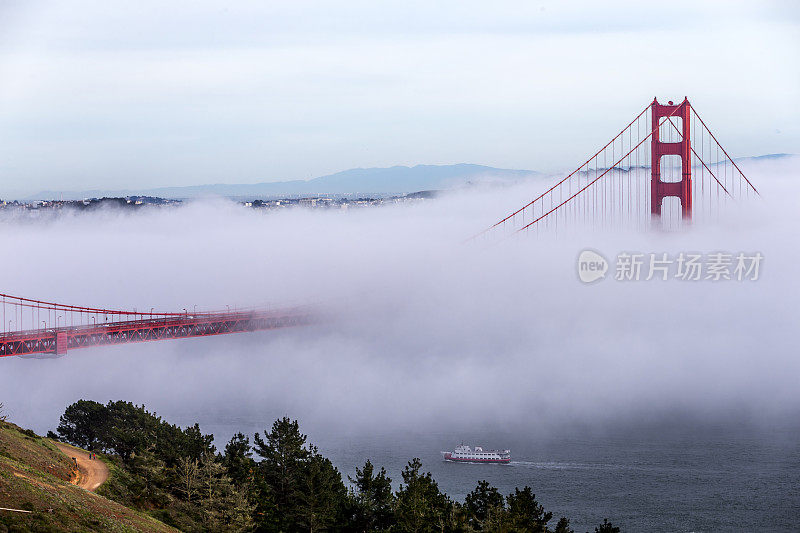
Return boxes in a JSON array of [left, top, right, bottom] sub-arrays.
[[0, 97, 760, 358], [0, 295, 314, 357], [471, 97, 758, 240]]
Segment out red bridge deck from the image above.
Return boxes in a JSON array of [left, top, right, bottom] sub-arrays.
[[0, 309, 314, 357]]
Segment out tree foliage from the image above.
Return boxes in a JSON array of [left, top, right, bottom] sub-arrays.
[[554, 516, 574, 533], [51, 400, 620, 532], [252, 417, 311, 530], [506, 486, 553, 532], [223, 432, 255, 487], [297, 445, 347, 532], [394, 458, 454, 532], [594, 518, 621, 533], [464, 479, 505, 530], [56, 400, 215, 466], [349, 459, 394, 532], [56, 399, 107, 450]]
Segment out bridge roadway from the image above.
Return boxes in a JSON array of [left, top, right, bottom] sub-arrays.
[[0, 309, 314, 357]]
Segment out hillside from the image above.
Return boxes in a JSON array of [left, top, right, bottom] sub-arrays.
[[28, 163, 541, 200], [0, 421, 174, 533]]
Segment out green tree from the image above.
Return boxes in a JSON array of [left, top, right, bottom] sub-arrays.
[[505, 486, 552, 533], [252, 417, 312, 531], [554, 516, 574, 533], [297, 446, 348, 532], [227, 483, 256, 532], [394, 458, 453, 533], [56, 399, 107, 449], [176, 456, 199, 502], [154, 418, 214, 468], [128, 446, 168, 505], [348, 459, 394, 532], [464, 480, 505, 531], [198, 451, 253, 531], [181, 423, 216, 460], [593, 519, 620, 533], [104, 401, 158, 462], [223, 432, 255, 487]]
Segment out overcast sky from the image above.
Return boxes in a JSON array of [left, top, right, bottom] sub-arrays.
[[0, 0, 797, 196]]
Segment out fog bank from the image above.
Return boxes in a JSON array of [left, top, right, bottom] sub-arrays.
[[1, 157, 798, 442]]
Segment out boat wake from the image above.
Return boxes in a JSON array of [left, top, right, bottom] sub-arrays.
[[510, 461, 631, 471]]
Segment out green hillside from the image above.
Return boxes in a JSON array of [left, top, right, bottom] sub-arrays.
[[0, 420, 173, 533]]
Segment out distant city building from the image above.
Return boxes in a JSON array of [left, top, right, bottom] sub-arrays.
[[0, 190, 435, 218]]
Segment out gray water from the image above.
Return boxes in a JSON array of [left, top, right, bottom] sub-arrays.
[[196, 419, 800, 532]]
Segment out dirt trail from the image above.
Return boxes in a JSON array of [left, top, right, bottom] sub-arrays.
[[54, 442, 109, 491]]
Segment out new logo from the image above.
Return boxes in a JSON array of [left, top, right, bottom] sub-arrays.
[[577, 250, 608, 283]]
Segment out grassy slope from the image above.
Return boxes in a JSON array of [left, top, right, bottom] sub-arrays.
[[0, 421, 174, 533]]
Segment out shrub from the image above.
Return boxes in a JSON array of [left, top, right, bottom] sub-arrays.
[[20, 428, 39, 439]]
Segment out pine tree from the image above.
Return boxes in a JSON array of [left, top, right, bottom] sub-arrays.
[[56, 399, 108, 450], [464, 480, 505, 531], [594, 518, 620, 533], [554, 516, 574, 533], [198, 451, 253, 531], [129, 446, 167, 505], [297, 445, 347, 532], [223, 432, 255, 487], [349, 459, 394, 532], [506, 486, 552, 532], [252, 417, 312, 531], [394, 458, 452, 533], [176, 456, 199, 503], [104, 401, 160, 463]]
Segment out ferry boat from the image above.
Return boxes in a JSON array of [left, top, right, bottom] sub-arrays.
[[442, 444, 511, 464]]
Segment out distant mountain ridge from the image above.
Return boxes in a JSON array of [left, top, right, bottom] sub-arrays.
[[740, 153, 792, 160], [28, 163, 541, 201], [23, 154, 795, 201]]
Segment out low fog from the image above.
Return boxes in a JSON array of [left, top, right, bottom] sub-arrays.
[[1, 156, 798, 445]]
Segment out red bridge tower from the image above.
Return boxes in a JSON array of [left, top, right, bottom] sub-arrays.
[[651, 97, 692, 220]]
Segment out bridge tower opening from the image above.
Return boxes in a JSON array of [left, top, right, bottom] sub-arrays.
[[651, 97, 692, 220]]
